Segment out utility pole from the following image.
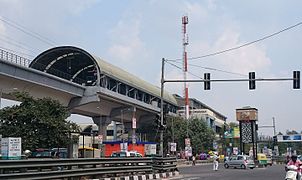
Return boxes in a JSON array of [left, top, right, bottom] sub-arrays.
[[160, 58, 165, 157], [272, 117, 276, 136]]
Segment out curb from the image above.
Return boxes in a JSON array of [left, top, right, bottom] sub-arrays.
[[96, 171, 180, 180]]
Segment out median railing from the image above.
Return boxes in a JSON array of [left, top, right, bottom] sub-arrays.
[[0, 157, 178, 179], [153, 157, 178, 172]]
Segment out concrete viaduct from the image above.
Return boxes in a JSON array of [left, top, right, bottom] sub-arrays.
[[0, 46, 178, 140]]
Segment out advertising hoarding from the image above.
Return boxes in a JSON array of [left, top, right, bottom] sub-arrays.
[[236, 108, 258, 121], [1, 137, 21, 160], [276, 134, 302, 142]]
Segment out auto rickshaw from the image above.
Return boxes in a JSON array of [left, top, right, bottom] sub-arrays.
[[257, 153, 268, 167]]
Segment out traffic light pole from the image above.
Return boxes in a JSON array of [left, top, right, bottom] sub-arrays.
[[160, 58, 165, 157], [160, 58, 298, 157]]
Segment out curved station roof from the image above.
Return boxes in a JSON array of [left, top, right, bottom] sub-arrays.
[[29, 46, 177, 105]]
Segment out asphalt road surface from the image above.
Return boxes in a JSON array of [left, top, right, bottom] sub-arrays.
[[173, 163, 285, 180]]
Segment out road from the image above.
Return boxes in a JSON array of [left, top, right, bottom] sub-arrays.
[[173, 164, 285, 180]]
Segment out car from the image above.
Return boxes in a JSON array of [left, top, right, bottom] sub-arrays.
[[110, 151, 143, 157], [224, 155, 255, 169]]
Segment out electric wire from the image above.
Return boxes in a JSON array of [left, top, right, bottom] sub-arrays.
[[0, 32, 42, 52], [0, 37, 39, 55], [167, 21, 302, 62], [173, 61, 247, 77], [0, 45, 34, 59], [165, 60, 204, 79], [0, 16, 56, 46]]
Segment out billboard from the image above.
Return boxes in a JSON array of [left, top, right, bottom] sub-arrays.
[[236, 108, 258, 121], [224, 127, 240, 139], [276, 134, 302, 142], [1, 137, 22, 160]]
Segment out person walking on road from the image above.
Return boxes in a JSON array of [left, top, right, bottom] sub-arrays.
[[213, 153, 219, 171]]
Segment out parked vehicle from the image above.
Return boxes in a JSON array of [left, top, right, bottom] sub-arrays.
[[110, 151, 143, 157], [224, 155, 255, 169], [30, 148, 67, 158]]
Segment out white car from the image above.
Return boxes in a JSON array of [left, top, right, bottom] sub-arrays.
[[224, 155, 255, 169], [110, 151, 143, 157]]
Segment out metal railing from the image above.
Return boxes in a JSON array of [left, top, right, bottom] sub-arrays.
[[0, 48, 31, 67], [153, 157, 178, 172], [0, 157, 177, 179]]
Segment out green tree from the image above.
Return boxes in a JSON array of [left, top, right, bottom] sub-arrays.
[[0, 92, 80, 151], [164, 117, 215, 154]]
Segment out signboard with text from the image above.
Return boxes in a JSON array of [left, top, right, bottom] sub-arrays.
[[132, 117, 136, 129], [1, 137, 21, 160], [145, 144, 156, 155], [170, 142, 177, 152], [276, 134, 302, 142], [236, 108, 258, 121]]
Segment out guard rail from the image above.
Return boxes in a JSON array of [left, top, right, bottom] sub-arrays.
[[0, 157, 178, 179]]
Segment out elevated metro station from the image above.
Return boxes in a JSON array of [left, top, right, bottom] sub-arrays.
[[0, 46, 227, 155], [28, 46, 178, 139]]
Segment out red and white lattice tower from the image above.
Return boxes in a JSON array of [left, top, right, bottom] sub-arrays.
[[182, 16, 189, 120]]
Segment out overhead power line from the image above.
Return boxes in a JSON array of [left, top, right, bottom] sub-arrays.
[[167, 21, 302, 62], [0, 36, 39, 55], [0, 45, 34, 58], [0, 32, 43, 52], [179, 62, 247, 77], [165, 60, 203, 79], [0, 16, 56, 46]]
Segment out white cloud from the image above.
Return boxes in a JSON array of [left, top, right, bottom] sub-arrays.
[[184, 2, 208, 23], [108, 15, 148, 62], [213, 28, 271, 74], [207, 0, 217, 10], [61, 0, 101, 15]]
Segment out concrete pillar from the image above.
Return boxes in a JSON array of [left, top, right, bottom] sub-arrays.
[[93, 116, 111, 157], [93, 116, 111, 140]]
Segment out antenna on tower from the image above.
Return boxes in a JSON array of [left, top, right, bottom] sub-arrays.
[[182, 15, 189, 124]]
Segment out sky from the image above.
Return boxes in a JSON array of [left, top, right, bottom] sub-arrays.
[[0, 0, 301, 136]]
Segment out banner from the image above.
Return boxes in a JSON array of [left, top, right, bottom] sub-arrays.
[[276, 134, 302, 142], [170, 143, 177, 152], [236, 108, 258, 121], [224, 127, 240, 139]]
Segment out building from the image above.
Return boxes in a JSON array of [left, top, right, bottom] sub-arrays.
[[174, 94, 227, 134]]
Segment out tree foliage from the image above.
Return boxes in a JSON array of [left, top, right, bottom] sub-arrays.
[[0, 92, 80, 151], [164, 116, 215, 154]]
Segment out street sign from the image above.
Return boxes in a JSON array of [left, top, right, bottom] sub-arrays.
[[132, 117, 136, 129], [170, 142, 177, 152]]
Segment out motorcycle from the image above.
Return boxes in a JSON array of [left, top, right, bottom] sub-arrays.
[[285, 165, 300, 180]]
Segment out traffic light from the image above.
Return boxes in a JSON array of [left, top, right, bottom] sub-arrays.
[[249, 72, 256, 90], [204, 73, 210, 90], [293, 71, 300, 89]]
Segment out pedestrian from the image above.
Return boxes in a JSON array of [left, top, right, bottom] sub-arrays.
[[192, 155, 196, 166], [213, 153, 219, 171]]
